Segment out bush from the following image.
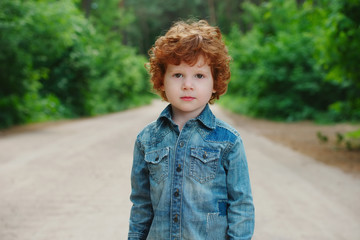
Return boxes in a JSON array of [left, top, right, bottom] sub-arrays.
[[86, 41, 151, 115], [223, 0, 358, 122], [313, 0, 360, 121], [0, 0, 92, 127], [0, 0, 151, 129]]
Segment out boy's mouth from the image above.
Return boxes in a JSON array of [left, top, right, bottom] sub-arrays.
[[180, 96, 196, 101]]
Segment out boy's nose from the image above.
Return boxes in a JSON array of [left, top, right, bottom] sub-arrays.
[[182, 77, 194, 90]]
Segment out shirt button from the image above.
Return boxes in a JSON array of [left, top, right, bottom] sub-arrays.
[[174, 189, 179, 197], [179, 141, 184, 147], [176, 164, 182, 172], [174, 214, 179, 222]]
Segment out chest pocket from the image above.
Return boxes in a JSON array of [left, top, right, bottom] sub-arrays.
[[189, 147, 220, 184], [145, 147, 170, 184]]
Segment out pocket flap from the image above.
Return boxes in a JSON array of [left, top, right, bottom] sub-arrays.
[[190, 147, 220, 164], [145, 147, 169, 164]]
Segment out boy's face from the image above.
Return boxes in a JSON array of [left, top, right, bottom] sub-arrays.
[[161, 55, 215, 119]]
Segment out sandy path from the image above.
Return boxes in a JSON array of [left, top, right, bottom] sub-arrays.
[[0, 100, 359, 239]]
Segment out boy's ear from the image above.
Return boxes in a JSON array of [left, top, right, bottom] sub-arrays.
[[160, 85, 165, 91], [212, 89, 216, 93]]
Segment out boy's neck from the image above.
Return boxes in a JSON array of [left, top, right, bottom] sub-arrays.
[[170, 105, 206, 131], [172, 115, 189, 132]]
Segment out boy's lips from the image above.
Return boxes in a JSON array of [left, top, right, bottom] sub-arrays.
[[180, 96, 196, 101]]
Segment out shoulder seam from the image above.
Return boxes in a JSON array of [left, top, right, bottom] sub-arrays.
[[215, 118, 240, 138]]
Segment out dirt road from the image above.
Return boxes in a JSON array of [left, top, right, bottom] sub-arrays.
[[1, 100, 359, 240]]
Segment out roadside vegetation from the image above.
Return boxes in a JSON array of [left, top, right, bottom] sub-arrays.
[[0, 0, 152, 129], [223, 0, 359, 124], [220, 0, 360, 149]]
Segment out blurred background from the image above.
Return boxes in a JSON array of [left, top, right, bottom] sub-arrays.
[[0, 0, 359, 136]]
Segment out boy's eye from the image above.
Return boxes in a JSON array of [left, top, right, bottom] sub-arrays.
[[195, 74, 204, 79], [173, 73, 183, 78]]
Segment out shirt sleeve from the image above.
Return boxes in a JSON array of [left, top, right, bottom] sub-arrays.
[[128, 139, 154, 240], [225, 137, 255, 240]]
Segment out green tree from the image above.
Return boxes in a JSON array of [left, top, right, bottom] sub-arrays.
[[314, 0, 360, 120], [0, 0, 84, 126], [223, 0, 353, 121], [0, 0, 151, 129], [83, 0, 134, 42]]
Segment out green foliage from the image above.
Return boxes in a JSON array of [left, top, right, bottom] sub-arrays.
[[317, 131, 328, 143], [87, 0, 134, 41], [0, 0, 151, 129], [224, 0, 359, 122], [313, 0, 360, 121], [317, 129, 360, 151], [86, 42, 151, 115], [0, 0, 73, 126], [344, 129, 360, 150]]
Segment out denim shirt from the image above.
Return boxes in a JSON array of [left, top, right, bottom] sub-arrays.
[[128, 104, 255, 240]]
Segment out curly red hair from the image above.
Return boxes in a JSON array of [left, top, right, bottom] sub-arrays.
[[147, 20, 231, 103]]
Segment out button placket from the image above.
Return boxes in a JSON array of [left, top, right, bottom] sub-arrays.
[[171, 132, 189, 239]]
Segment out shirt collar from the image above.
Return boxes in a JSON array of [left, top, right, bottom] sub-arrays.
[[158, 104, 216, 130]]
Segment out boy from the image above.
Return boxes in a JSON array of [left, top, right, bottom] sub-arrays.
[[128, 20, 254, 240]]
